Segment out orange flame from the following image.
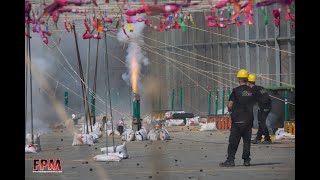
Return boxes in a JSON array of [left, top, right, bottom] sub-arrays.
[[131, 55, 139, 93]]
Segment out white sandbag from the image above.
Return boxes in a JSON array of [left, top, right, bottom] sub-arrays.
[[25, 144, 40, 153], [186, 116, 200, 126], [100, 142, 128, 158], [93, 129, 103, 138], [135, 128, 148, 141], [141, 125, 153, 135], [89, 132, 99, 143], [121, 129, 135, 141], [275, 134, 284, 140], [166, 119, 185, 126], [275, 132, 295, 140], [93, 122, 102, 131], [159, 128, 170, 140], [93, 154, 122, 162], [141, 126, 149, 135], [109, 151, 128, 159], [275, 128, 285, 136], [147, 129, 160, 141], [200, 122, 217, 131], [72, 133, 94, 146], [101, 142, 127, 153], [26, 133, 41, 147]]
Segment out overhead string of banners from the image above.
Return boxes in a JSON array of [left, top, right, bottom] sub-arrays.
[[25, 0, 295, 51]]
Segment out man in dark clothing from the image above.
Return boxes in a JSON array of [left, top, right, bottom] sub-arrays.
[[247, 74, 272, 144], [219, 69, 256, 167]]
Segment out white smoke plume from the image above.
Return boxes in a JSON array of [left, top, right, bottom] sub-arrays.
[[117, 15, 149, 92]]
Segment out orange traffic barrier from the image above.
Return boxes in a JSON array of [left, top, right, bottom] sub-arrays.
[[225, 117, 228, 129], [221, 118, 225, 129], [284, 121, 289, 133], [292, 122, 295, 135], [217, 117, 222, 129], [284, 121, 295, 134], [289, 122, 293, 134], [213, 116, 217, 124]]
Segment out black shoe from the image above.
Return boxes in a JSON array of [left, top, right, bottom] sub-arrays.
[[251, 139, 261, 144], [262, 139, 272, 144], [219, 160, 235, 167], [244, 160, 251, 166]]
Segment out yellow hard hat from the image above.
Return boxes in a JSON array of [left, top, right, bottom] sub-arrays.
[[248, 74, 256, 82], [237, 69, 249, 78]]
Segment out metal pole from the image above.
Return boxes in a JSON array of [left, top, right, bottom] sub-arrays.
[[104, 33, 115, 152], [103, 33, 109, 155], [90, 93, 95, 124], [180, 87, 182, 111], [222, 88, 225, 115], [284, 90, 288, 121], [92, 38, 100, 125], [85, 39, 91, 131], [208, 90, 211, 115], [25, 23, 29, 141], [28, 24, 34, 144], [215, 88, 219, 115], [72, 23, 91, 133], [171, 88, 174, 111], [274, 3, 281, 86]]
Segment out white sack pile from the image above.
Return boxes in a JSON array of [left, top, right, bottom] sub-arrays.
[[199, 122, 218, 131], [275, 128, 295, 140], [121, 129, 135, 141], [135, 127, 148, 141], [100, 142, 128, 159], [72, 133, 94, 146], [93, 153, 122, 162], [25, 144, 41, 153], [147, 128, 170, 141], [165, 119, 185, 126], [186, 116, 200, 126], [25, 133, 41, 153]]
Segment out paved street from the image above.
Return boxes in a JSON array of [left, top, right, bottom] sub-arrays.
[[25, 126, 295, 180]]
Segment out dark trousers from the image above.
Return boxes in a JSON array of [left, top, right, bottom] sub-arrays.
[[227, 123, 252, 162], [256, 109, 271, 141]]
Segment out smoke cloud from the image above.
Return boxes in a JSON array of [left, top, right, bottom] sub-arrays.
[[117, 15, 149, 93]]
